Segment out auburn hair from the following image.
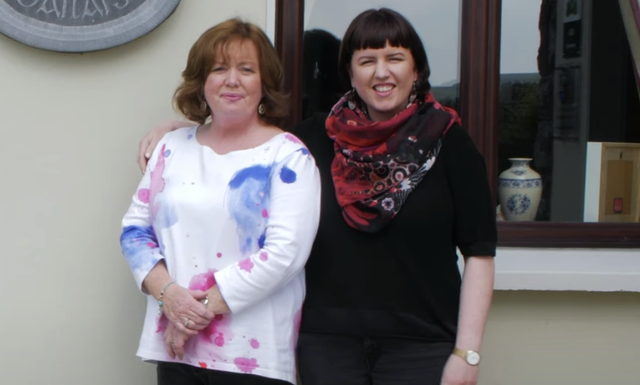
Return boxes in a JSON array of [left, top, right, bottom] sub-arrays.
[[173, 18, 288, 125]]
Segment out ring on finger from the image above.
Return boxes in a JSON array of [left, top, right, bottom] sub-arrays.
[[184, 318, 190, 327], [170, 337, 175, 345]]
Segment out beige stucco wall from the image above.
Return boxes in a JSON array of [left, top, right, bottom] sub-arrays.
[[1, 1, 639, 385], [0, 1, 266, 384], [480, 291, 640, 384]]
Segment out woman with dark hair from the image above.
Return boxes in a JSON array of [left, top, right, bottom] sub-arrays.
[[137, 8, 495, 385], [121, 18, 320, 385]]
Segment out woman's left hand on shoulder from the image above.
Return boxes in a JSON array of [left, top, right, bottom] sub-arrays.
[[440, 355, 480, 385]]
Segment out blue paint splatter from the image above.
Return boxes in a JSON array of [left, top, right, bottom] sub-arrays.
[[229, 166, 272, 189], [187, 134, 193, 140], [298, 147, 310, 156], [227, 165, 273, 256], [258, 232, 266, 248], [280, 166, 297, 184], [164, 149, 171, 157], [121, 225, 162, 272], [155, 203, 179, 229]]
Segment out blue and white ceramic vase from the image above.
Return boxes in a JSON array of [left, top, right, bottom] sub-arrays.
[[498, 158, 542, 221]]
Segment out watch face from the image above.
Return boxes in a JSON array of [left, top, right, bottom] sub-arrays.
[[467, 351, 481, 365]]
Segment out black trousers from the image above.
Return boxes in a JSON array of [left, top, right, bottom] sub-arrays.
[[157, 362, 293, 385], [297, 332, 453, 385]]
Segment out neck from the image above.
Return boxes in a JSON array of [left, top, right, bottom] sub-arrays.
[[206, 114, 263, 141]]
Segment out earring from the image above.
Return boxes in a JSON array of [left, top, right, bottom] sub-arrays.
[[258, 103, 266, 115], [408, 81, 417, 105], [200, 98, 208, 112], [347, 88, 357, 110]]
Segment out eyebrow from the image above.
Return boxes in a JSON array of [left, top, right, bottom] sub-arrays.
[[356, 52, 406, 60]]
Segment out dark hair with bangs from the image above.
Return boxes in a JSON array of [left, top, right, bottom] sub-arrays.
[[338, 8, 431, 98], [174, 18, 288, 125]]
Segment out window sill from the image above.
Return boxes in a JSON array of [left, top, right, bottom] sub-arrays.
[[497, 222, 640, 248], [490, 247, 640, 292]]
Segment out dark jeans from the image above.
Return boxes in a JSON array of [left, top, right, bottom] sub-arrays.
[[157, 362, 293, 385], [297, 332, 454, 385]]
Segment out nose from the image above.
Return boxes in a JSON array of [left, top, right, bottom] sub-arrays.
[[374, 61, 390, 78], [225, 68, 239, 87]]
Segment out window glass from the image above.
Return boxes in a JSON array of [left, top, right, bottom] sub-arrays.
[[498, 0, 640, 223]]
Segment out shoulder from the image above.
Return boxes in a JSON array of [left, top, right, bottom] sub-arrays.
[[164, 125, 198, 144], [266, 132, 315, 166], [153, 126, 198, 155], [442, 125, 474, 147], [145, 126, 197, 170], [440, 125, 482, 159]]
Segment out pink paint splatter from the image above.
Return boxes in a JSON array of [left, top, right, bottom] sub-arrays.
[[239, 258, 254, 273], [188, 270, 217, 292], [285, 133, 303, 144], [250, 339, 260, 349], [234, 357, 259, 373], [214, 332, 225, 347], [156, 315, 168, 333], [216, 252, 222, 258], [200, 314, 232, 345], [147, 241, 157, 248], [259, 252, 268, 261], [149, 144, 167, 220], [199, 362, 207, 368], [187, 272, 234, 346], [137, 188, 150, 203], [261, 209, 269, 218]]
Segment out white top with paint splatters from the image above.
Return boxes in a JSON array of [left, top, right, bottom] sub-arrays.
[[120, 126, 320, 383]]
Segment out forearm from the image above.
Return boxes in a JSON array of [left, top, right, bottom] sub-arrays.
[[142, 260, 173, 300], [205, 285, 230, 315], [455, 256, 495, 350]]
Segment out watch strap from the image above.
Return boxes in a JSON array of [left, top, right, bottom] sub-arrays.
[[452, 347, 481, 366]]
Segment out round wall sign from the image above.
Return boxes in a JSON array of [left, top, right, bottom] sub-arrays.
[[0, 0, 180, 52]]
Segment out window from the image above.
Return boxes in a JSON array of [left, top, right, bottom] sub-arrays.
[[275, 0, 640, 247]]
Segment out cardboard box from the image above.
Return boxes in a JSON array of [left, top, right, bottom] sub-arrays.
[[584, 142, 640, 222]]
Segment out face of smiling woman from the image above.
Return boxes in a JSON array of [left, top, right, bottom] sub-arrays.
[[204, 39, 263, 123], [349, 42, 418, 122]]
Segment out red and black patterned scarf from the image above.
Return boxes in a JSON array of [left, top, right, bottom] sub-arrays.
[[326, 91, 461, 232]]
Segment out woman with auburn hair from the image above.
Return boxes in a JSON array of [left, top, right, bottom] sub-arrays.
[[121, 18, 320, 385], [138, 8, 496, 385]]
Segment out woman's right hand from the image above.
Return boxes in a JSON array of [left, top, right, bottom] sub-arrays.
[[161, 284, 215, 336], [138, 120, 192, 172]]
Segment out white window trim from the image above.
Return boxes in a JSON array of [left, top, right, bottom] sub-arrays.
[[483, 248, 640, 292]]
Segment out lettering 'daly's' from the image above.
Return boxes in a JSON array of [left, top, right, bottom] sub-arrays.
[[15, 0, 132, 20]]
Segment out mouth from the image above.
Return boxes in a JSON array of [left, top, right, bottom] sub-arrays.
[[222, 93, 242, 101], [373, 84, 395, 93]]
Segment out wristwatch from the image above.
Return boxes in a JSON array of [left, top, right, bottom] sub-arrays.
[[452, 348, 481, 366]]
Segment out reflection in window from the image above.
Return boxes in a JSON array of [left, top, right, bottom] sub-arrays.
[[497, 0, 640, 223], [302, 0, 460, 119]]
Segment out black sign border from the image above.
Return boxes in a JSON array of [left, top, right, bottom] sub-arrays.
[[0, 0, 180, 53]]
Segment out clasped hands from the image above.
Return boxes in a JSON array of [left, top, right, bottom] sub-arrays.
[[159, 284, 227, 360]]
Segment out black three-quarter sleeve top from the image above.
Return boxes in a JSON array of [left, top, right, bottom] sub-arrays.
[[290, 113, 497, 342]]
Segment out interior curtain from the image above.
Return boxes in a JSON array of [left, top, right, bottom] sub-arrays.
[[619, 0, 640, 97]]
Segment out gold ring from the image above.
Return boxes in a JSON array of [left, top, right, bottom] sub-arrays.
[[170, 337, 174, 345]]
